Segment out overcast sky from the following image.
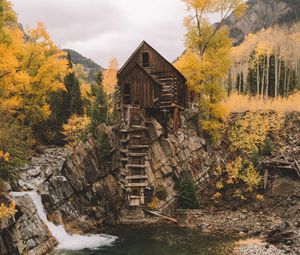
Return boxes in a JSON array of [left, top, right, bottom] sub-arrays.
[[10, 0, 190, 68]]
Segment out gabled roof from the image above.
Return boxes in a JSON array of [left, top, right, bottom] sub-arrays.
[[118, 40, 186, 81], [118, 61, 162, 87]]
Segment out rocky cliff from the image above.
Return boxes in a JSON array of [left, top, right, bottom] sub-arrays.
[[0, 194, 57, 255], [40, 130, 123, 233], [1, 111, 214, 254], [143, 113, 210, 212], [226, 0, 300, 44]]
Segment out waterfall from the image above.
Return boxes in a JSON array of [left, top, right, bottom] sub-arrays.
[[11, 191, 118, 251]]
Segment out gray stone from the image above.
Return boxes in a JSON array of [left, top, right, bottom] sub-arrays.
[[0, 195, 57, 255], [27, 166, 41, 177]]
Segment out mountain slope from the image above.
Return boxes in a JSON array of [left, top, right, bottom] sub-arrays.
[[225, 0, 300, 45], [63, 49, 104, 83]]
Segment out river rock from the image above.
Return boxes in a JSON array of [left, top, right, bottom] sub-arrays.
[[27, 166, 41, 177]]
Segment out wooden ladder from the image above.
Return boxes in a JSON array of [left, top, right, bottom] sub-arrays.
[[119, 106, 150, 207]]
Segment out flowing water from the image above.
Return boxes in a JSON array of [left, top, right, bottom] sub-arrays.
[[10, 192, 117, 250], [11, 192, 233, 255]]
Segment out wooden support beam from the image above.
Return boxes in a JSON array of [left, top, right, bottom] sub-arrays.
[[126, 175, 148, 180]]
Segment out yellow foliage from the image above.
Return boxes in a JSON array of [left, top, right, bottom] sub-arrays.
[[233, 189, 246, 201], [223, 93, 300, 113], [102, 58, 118, 96], [215, 157, 261, 201], [228, 111, 284, 155], [62, 114, 91, 148], [176, 1, 235, 144], [0, 151, 10, 162], [80, 83, 93, 103], [216, 181, 224, 190], [240, 162, 261, 192], [234, 2, 247, 18], [148, 197, 160, 210], [0, 22, 68, 125], [212, 192, 222, 201], [230, 24, 300, 96], [201, 118, 225, 144], [0, 201, 16, 220], [174, 50, 202, 93], [102, 58, 118, 115], [226, 156, 243, 185]]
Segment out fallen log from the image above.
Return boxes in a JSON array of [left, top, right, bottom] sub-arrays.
[[143, 209, 178, 223]]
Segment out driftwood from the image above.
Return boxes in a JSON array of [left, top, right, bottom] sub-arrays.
[[143, 209, 178, 223], [261, 154, 300, 178]]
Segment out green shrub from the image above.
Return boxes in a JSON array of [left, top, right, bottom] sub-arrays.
[[0, 117, 31, 181], [95, 127, 111, 161], [249, 150, 261, 168], [260, 138, 273, 156], [178, 172, 199, 209]]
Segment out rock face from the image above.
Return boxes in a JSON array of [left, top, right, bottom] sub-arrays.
[[0, 195, 57, 255], [39, 128, 123, 233], [225, 0, 300, 44], [16, 147, 68, 192], [143, 113, 211, 212]]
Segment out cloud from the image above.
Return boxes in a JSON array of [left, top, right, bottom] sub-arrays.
[[11, 0, 187, 68]]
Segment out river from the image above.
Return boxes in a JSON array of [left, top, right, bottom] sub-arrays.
[[11, 191, 233, 255], [54, 225, 233, 255]]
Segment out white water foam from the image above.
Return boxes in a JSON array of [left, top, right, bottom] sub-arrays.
[[11, 191, 118, 250]]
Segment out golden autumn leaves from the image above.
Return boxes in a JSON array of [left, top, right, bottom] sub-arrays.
[[0, 202, 16, 220], [0, 22, 68, 125], [175, 0, 245, 144], [0, 151, 10, 162], [231, 25, 300, 98], [212, 112, 284, 202], [0, 149, 16, 221]]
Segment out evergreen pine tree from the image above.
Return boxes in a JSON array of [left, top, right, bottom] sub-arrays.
[[91, 71, 108, 130], [34, 52, 84, 144], [178, 172, 199, 209], [64, 52, 84, 116]]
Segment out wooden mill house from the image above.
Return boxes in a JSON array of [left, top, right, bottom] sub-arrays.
[[116, 41, 187, 207]]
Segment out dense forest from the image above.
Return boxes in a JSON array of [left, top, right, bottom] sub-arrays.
[[230, 24, 300, 98]]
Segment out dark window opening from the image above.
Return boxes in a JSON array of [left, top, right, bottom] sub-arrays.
[[124, 84, 131, 104], [132, 189, 139, 196], [142, 52, 149, 68]]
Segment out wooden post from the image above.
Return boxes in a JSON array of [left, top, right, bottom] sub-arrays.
[[173, 107, 180, 132]]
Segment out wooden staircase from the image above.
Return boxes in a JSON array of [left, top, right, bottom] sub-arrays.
[[152, 72, 178, 109], [119, 106, 151, 207]]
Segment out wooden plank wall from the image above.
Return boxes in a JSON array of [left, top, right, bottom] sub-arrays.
[[118, 42, 187, 109], [121, 66, 160, 108]]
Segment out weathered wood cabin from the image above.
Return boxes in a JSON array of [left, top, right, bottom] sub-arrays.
[[117, 41, 187, 116], [116, 41, 188, 207]]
